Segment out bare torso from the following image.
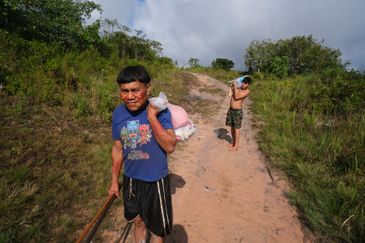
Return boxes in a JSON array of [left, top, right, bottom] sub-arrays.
[[230, 96, 247, 109], [229, 86, 250, 109]]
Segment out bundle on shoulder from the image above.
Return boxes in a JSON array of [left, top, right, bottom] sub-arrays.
[[149, 92, 196, 141]]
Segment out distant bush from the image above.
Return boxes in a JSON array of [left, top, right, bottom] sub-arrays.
[[288, 69, 365, 116], [212, 58, 235, 71], [245, 35, 343, 77]]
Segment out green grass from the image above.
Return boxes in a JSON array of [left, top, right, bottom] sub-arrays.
[[0, 96, 112, 242], [0, 65, 198, 242], [0, 25, 233, 242], [250, 76, 365, 242]]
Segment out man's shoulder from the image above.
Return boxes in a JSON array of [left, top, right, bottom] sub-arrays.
[[113, 103, 126, 112], [112, 103, 127, 120], [157, 108, 173, 128], [160, 107, 172, 116]]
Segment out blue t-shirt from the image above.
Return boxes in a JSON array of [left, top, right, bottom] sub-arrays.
[[112, 103, 173, 182]]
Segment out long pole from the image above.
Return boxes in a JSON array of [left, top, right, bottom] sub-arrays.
[[76, 194, 117, 243]]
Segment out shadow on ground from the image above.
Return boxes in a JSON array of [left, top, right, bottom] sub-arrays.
[[214, 128, 232, 144], [169, 173, 186, 195], [167, 224, 188, 243]]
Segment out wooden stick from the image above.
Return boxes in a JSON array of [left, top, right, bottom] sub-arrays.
[[76, 194, 116, 243]]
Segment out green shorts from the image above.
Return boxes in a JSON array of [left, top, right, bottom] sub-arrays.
[[225, 108, 243, 129]]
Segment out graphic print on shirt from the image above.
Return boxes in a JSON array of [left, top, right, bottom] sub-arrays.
[[120, 120, 152, 160], [139, 124, 152, 144]]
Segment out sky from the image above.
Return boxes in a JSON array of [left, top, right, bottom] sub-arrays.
[[90, 0, 365, 71]]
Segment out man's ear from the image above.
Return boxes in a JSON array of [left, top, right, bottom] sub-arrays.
[[147, 83, 152, 95]]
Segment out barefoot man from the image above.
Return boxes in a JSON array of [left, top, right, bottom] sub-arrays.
[[226, 76, 252, 150]]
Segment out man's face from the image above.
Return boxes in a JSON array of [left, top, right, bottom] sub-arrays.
[[241, 82, 249, 90], [119, 81, 150, 111]]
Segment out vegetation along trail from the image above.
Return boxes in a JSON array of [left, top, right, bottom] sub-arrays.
[[102, 73, 310, 242]]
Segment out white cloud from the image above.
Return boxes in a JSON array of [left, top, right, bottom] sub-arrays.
[[91, 0, 139, 26], [93, 0, 365, 70]]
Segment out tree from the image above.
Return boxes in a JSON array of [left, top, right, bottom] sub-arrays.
[[104, 26, 163, 61], [212, 58, 234, 71], [245, 40, 276, 73], [244, 35, 343, 76], [270, 56, 289, 78], [0, 0, 102, 49], [189, 57, 200, 67]]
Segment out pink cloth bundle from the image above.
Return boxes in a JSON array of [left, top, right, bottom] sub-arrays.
[[149, 92, 196, 141], [166, 103, 196, 141]]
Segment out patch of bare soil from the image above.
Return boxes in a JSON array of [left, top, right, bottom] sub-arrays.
[[100, 73, 312, 243]]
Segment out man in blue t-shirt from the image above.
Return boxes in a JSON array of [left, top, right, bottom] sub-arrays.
[[108, 65, 177, 243]]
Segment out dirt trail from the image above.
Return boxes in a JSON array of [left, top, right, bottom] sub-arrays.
[[102, 73, 308, 242], [167, 73, 306, 242]]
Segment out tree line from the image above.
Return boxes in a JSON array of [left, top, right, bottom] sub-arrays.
[[245, 35, 344, 77], [0, 0, 174, 117], [0, 0, 166, 59]]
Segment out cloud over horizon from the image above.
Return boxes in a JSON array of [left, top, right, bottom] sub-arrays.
[[92, 0, 365, 70]]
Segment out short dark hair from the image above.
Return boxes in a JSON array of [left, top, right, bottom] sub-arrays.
[[116, 65, 151, 85], [242, 76, 253, 85]]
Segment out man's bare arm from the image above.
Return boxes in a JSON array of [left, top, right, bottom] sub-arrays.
[[108, 140, 123, 197], [232, 86, 250, 100], [147, 105, 177, 153]]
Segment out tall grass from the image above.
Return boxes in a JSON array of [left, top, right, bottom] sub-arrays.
[[0, 53, 189, 242], [250, 74, 365, 242], [1, 28, 193, 241]]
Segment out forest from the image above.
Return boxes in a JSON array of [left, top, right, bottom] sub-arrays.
[[0, 0, 364, 242]]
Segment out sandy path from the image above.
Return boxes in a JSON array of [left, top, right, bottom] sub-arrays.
[[166, 73, 306, 242], [100, 73, 309, 243]]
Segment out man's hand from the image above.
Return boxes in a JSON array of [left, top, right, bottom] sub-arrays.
[[230, 83, 237, 95], [108, 182, 120, 197], [147, 103, 160, 121], [146, 103, 177, 153]]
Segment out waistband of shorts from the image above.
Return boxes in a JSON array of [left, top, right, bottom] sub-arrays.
[[124, 174, 168, 183], [229, 107, 242, 111]]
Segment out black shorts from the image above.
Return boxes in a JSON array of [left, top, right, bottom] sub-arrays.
[[122, 175, 173, 237]]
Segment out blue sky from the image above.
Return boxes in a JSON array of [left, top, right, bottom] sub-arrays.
[[91, 0, 365, 70]]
